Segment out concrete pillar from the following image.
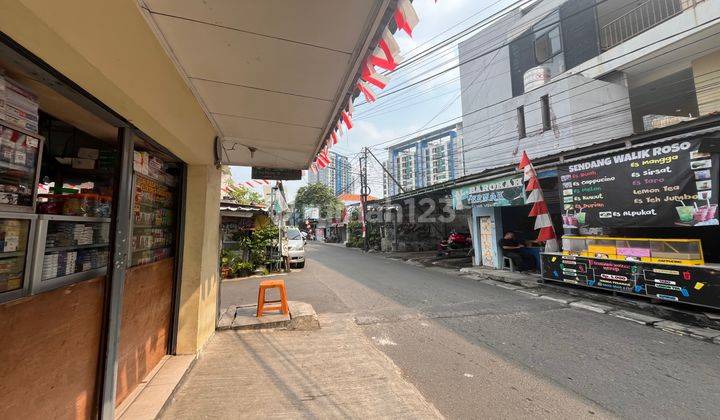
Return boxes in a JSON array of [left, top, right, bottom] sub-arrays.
[[176, 164, 222, 354]]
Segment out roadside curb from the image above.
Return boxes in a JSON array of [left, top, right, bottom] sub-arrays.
[[359, 247, 720, 345], [461, 270, 720, 345]]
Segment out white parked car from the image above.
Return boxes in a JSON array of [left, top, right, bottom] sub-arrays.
[[287, 227, 305, 268]]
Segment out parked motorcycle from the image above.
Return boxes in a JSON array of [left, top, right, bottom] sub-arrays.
[[437, 231, 472, 254]]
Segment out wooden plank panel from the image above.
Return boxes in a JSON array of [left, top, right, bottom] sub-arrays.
[[0, 277, 105, 420], [115, 258, 174, 406]]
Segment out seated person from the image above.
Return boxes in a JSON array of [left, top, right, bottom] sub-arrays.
[[501, 231, 535, 271]]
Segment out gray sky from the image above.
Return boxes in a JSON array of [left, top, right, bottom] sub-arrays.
[[230, 0, 516, 201]]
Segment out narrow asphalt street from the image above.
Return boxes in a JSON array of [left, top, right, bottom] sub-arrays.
[[221, 243, 720, 419]]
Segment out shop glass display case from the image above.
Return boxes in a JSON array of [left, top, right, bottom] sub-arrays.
[[0, 123, 43, 213], [650, 239, 704, 265], [560, 236, 704, 265], [0, 213, 35, 303], [561, 237, 587, 256], [29, 214, 110, 294]]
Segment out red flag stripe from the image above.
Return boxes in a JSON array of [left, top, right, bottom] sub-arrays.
[[362, 61, 388, 89], [341, 110, 353, 130]]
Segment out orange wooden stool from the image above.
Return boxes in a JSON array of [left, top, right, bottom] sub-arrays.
[[256, 279, 289, 317]]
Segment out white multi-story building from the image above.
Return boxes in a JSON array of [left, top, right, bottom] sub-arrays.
[[459, 0, 720, 175], [385, 123, 464, 196], [308, 151, 352, 196]]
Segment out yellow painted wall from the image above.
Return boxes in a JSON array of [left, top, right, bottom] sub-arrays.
[[177, 164, 221, 354], [0, 0, 216, 164], [693, 50, 720, 116]]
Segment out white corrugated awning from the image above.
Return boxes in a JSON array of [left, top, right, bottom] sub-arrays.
[[139, 0, 392, 169]]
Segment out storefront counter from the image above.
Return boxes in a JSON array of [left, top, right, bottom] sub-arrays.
[[541, 252, 720, 309]]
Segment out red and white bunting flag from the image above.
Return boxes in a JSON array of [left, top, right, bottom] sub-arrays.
[[341, 110, 353, 130], [528, 201, 549, 217], [258, 179, 270, 185], [358, 81, 377, 103], [243, 181, 255, 187], [362, 61, 389, 89], [331, 131, 338, 145], [395, 0, 419, 37], [525, 176, 540, 191], [518, 151, 531, 170], [523, 164, 536, 182], [537, 226, 556, 242], [545, 238, 559, 252], [534, 213, 553, 230], [348, 97, 354, 116], [337, 120, 344, 136], [526, 188, 543, 203], [369, 29, 402, 71], [317, 149, 331, 168]]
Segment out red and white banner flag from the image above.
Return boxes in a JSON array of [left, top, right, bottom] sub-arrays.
[[518, 150, 559, 251], [534, 213, 553, 230], [331, 131, 338, 145], [395, 0, 419, 37], [316, 148, 331, 168], [348, 97, 354, 116], [341, 110, 353, 130], [358, 81, 377, 103], [369, 29, 402, 71], [362, 61, 389, 89]]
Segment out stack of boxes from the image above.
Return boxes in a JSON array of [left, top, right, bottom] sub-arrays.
[[41, 221, 111, 279], [0, 219, 21, 252], [0, 76, 39, 133]]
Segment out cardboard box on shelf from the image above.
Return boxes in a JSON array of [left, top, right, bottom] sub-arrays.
[[77, 147, 100, 159]]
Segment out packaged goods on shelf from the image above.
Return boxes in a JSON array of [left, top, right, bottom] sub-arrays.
[[38, 193, 112, 217], [0, 76, 39, 133], [0, 219, 21, 252], [133, 151, 150, 175]]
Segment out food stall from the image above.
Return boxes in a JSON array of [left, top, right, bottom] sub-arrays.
[[541, 137, 720, 309]]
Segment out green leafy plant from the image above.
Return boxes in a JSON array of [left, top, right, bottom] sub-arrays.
[[232, 261, 255, 277], [295, 183, 343, 220]]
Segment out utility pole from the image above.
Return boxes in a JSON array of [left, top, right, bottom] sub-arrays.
[[360, 147, 369, 252]]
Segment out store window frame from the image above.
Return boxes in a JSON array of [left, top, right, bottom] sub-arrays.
[[533, 11, 563, 66], [0, 33, 188, 420]]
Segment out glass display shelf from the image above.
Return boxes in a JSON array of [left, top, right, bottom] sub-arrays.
[[0, 123, 43, 213], [130, 169, 176, 267], [29, 214, 110, 294], [0, 212, 36, 303], [561, 235, 705, 265]]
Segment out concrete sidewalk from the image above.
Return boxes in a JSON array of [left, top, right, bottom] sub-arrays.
[[160, 314, 442, 419]]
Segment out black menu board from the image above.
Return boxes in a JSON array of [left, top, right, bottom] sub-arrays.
[[558, 139, 719, 228], [542, 253, 720, 309]]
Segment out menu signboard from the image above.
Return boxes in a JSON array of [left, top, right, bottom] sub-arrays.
[[541, 253, 720, 309], [558, 139, 718, 228], [452, 175, 525, 210]]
